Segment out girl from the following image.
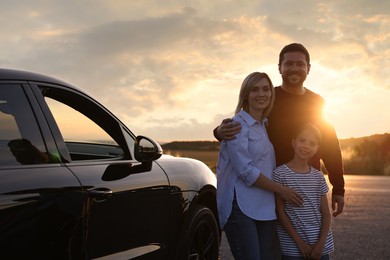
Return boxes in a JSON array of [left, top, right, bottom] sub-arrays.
[[273, 123, 334, 260]]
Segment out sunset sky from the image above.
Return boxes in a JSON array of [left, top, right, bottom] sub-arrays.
[[1, 0, 389, 142]]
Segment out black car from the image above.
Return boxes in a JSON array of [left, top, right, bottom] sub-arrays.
[[0, 68, 219, 259]]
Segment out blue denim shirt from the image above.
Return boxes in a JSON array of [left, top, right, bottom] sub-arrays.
[[217, 110, 276, 228]]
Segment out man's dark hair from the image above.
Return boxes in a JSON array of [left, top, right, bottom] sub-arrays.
[[278, 43, 310, 65]]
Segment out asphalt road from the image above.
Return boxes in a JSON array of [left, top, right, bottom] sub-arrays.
[[218, 175, 390, 260]]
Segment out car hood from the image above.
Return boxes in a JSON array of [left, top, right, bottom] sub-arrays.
[[155, 154, 216, 191]]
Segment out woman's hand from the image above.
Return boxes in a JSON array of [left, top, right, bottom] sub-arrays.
[[279, 185, 303, 207]]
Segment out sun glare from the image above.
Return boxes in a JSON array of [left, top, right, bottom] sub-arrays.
[[322, 100, 339, 124]]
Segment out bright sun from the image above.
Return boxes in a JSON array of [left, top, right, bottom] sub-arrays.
[[322, 99, 345, 132]]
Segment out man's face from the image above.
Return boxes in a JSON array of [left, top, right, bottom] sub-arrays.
[[279, 52, 310, 88]]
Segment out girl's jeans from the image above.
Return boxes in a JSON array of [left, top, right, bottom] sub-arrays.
[[224, 197, 276, 260]]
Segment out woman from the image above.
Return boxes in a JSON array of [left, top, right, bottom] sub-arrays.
[[217, 72, 302, 259]]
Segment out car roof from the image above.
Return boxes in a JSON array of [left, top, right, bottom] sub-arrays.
[[0, 68, 74, 86], [0, 68, 86, 93]]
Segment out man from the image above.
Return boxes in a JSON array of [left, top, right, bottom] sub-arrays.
[[214, 43, 345, 216]]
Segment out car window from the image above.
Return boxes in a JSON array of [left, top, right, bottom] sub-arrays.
[[41, 87, 130, 161], [45, 98, 116, 144], [0, 84, 49, 166]]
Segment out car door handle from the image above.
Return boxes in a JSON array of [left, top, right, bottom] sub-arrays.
[[88, 188, 113, 202]]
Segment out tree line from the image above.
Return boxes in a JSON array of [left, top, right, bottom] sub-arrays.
[[162, 133, 390, 175], [340, 133, 390, 175]]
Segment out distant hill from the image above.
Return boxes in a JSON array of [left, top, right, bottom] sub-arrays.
[[162, 141, 220, 151], [162, 133, 390, 175], [338, 133, 390, 175]]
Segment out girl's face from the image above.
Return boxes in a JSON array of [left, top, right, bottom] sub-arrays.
[[247, 78, 272, 117], [292, 129, 319, 160]]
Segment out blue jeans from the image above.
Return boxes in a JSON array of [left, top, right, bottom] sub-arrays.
[[282, 254, 330, 260], [224, 197, 276, 260]]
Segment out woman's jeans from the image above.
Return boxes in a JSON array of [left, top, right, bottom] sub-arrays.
[[282, 254, 330, 260], [224, 197, 276, 260]]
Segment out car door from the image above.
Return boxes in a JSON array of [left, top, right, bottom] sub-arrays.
[[0, 83, 84, 259], [33, 83, 172, 259]]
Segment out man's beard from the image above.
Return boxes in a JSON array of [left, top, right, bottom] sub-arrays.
[[283, 72, 306, 87]]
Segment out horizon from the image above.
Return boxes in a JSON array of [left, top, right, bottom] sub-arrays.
[[157, 131, 390, 145]]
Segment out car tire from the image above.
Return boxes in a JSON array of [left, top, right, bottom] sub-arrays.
[[176, 205, 220, 260]]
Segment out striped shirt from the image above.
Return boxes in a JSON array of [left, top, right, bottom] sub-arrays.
[[272, 164, 334, 257]]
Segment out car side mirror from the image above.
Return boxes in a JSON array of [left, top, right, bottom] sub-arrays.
[[134, 135, 163, 162]]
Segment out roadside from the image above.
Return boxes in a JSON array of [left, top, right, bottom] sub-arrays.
[[218, 175, 390, 260]]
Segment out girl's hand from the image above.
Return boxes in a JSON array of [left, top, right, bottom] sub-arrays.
[[309, 243, 325, 260], [296, 241, 312, 259]]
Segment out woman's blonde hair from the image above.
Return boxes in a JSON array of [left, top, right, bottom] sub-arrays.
[[235, 72, 275, 120]]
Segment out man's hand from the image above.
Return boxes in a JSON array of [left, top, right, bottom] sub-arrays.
[[332, 194, 345, 217], [216, 118, 241, 140]]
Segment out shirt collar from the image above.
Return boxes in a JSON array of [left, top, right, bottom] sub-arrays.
[[237, 110, 268, 126]]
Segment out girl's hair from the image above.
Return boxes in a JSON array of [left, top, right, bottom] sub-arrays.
[[234, 72, 275, 120], [295, 123, 322, 143]]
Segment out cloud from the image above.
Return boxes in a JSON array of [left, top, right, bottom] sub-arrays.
[[0, 0, 389, 141], [129, 113, 231, 142]]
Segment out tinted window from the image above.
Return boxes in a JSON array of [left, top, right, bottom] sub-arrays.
[[45, 97, 117, 145], [0, 84, 49, 166], [43, 88, 126, 161]]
